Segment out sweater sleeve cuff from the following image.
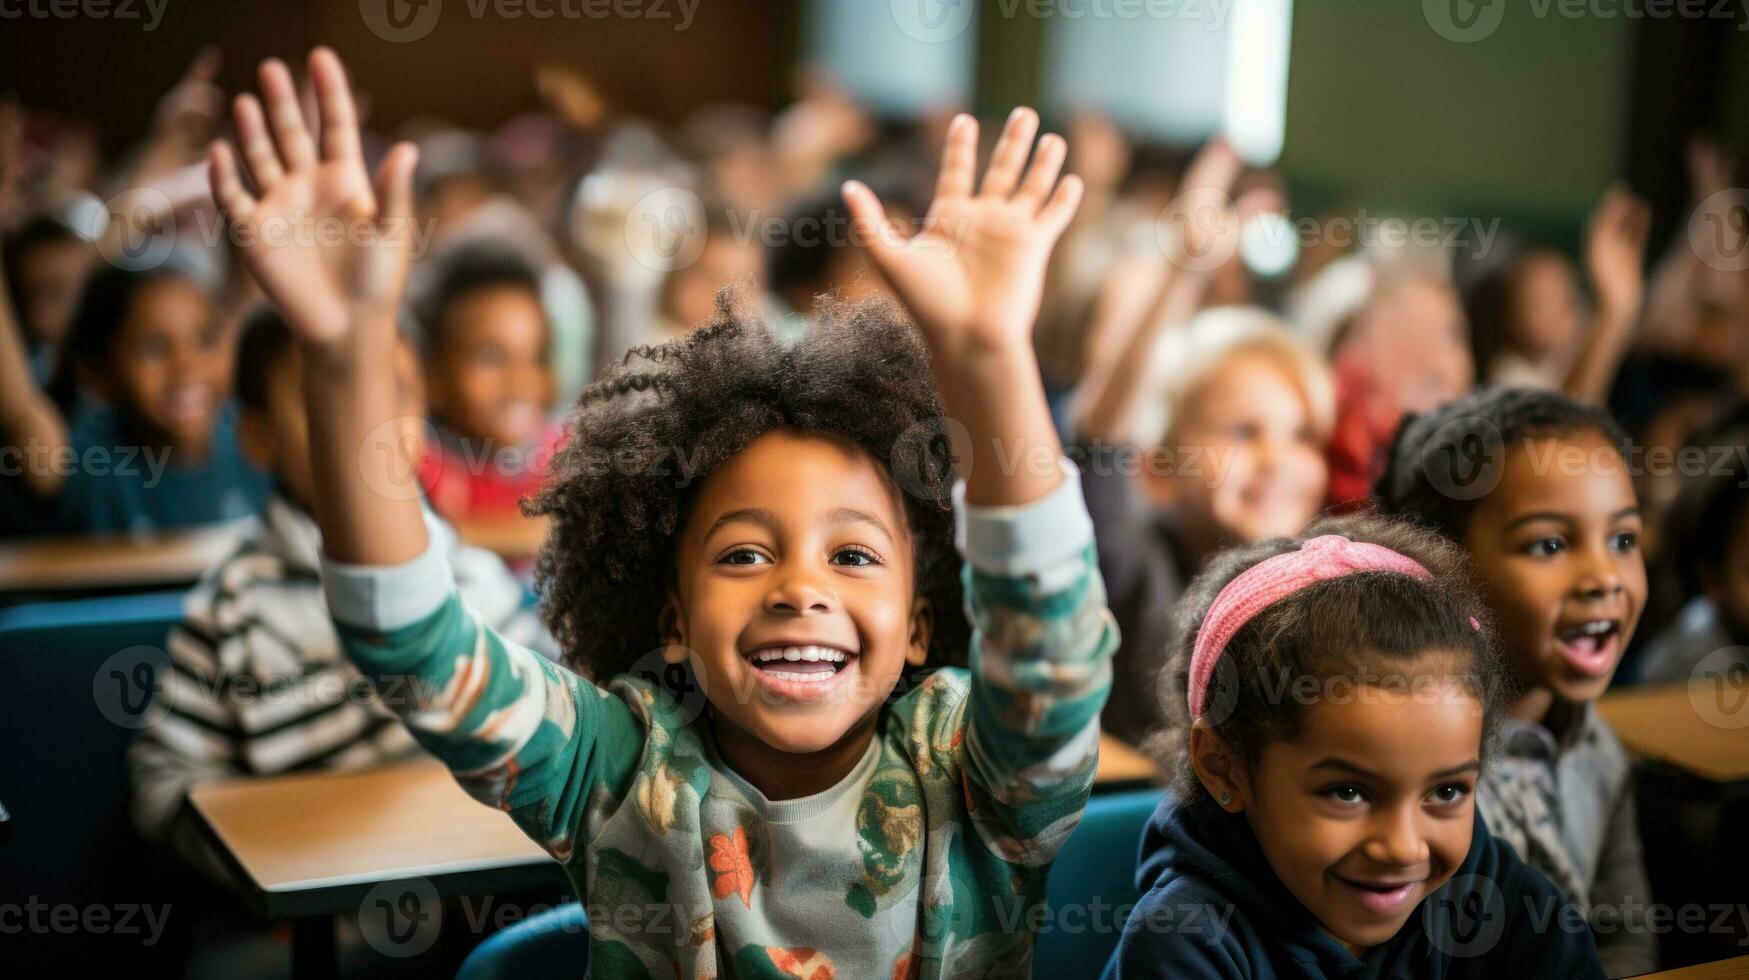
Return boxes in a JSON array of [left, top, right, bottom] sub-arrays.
[[952, 457, 1095, 577], [321, 511, 456, 630]]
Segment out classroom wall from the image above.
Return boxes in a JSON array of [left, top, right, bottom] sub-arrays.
[[1279, 0, 1635, 230]]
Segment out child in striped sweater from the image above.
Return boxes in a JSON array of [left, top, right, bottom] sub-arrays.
[[212, 49, 1115, 978], [126, 306, 551, 884]]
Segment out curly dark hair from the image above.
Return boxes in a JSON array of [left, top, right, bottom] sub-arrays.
[[524, 289, 968, 682], [1374, 386, 1630, 541], [1146, 513, 1513, 809]]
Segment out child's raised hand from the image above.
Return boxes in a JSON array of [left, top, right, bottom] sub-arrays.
[[842, 108, 1082, 358], [1585, 183, 1651, 321], [209, 48, 418, 346]]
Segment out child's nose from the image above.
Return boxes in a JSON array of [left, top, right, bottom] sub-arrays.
[[1571, 545, 1626, 600], [1363, 807, 1431, 869], [764, 565, 836, 614]]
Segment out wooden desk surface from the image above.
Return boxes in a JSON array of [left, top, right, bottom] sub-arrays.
[[1097, 732, 1161, 786], [0, 521, 247, 593], [1637, 954, 1749, 978], [189, 734, 1158, 917], [189, 758, 560, 918], [1598, 679, 1749, 783], [452, 513, 551, 561]]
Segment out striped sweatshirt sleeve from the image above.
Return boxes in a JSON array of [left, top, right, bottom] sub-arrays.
[[953, 458, 1119, 866]]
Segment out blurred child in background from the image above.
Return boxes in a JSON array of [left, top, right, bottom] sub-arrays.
[[1377, 388, 1657, 977], [414, 241, 565, 522], [127, 305, 552, 884], [3, 213, 90, 383], [1075, 306, 1332, 743], [1461, 186, 1650, 402], [0, 256, 267, 533], [1293, 245, 1474, 510]]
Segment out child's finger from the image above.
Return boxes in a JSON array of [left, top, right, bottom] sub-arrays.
[[978, 107, 1039, 200], [309, 48, 362, 165], [1015, 132, 1067, 209], [374, 141, 419, 230], [1038, 173, 1085, 237], [259, 58, 318, 172], [233, 95, 285, 191], [208, 142, 257, 220], [842, 179, 901, 265], [183, 45, 221, 85], [932, 114, 978, 204]]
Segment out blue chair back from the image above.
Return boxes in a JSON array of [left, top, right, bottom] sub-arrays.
[[457, 901, 589, 980], [0, 591, 185, 907], [1036, 787, 1164, 977]]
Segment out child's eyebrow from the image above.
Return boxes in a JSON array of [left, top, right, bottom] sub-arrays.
[[1308, 758, 1378, 778], [1425, 760, 1482, 780], [1501, 510, 1574, 532], [704, 507, 778, 538], [826, 507, 895, 543], [1608, 506, 1642, 522]]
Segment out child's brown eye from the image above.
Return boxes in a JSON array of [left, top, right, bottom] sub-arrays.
[[720, 549, 768, 566], [1525, 537, 1563, 558], [1324, 785, 1366, 806], [1610, 531, 1638, 553], [1430, 783, 1470, 806], [832, 547, 879, 567]]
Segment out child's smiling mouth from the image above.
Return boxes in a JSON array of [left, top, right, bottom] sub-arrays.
[[741, 641, 860, 700], [1552, 617, 1622, 678], [1330, 873, 1425, 917]]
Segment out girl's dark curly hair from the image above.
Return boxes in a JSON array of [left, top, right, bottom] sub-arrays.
[[524, 289, 968, 681], [1146, 513, 1514, 809], [1374, 386, 1630, 541]]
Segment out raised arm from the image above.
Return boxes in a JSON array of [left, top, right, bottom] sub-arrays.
[[1561, 184, 1650, 404], [845, 110, 1118, 859], [0, 101, 70, 500], [1071, 137, 1259, 445], [842, 108, 1080, 506], [209, 49, 426, 565]]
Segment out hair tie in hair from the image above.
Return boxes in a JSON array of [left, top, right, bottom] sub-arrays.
[[1188, 535, 1432, 720]]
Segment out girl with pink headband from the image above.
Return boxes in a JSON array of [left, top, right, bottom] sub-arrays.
[[1106, 513, 1608, 978]]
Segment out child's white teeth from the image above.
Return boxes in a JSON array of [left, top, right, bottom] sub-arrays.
[[751, 645, 847, 664]]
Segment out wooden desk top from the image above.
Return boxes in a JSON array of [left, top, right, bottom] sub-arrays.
[[1096, 732, 1161, 787], [189, 733, 1159, 917], [452, 513, 551, 561], [189, 758, 560, 918], [0, 521, 247, 593], [1637, 954, 1749, 978], [1598, 679, 1749, 783]]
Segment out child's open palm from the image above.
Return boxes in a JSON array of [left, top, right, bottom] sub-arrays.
[[209, 49, 418, 345], [843, 108, 1082, 355]]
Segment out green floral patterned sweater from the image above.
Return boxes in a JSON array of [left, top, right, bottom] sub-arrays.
[[320, 467, 1118, 978]]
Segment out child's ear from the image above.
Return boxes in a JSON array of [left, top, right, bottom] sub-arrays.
[[237, 409, 276, 471], [906, 596, 934, 669], [1189, 722, 1246, 813], [657, 591, 688, 665]]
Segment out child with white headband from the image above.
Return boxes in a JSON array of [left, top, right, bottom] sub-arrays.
[[1106, 514, 1607, 979]]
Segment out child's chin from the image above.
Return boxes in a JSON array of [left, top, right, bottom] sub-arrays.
[[749, 715, 859, 756]]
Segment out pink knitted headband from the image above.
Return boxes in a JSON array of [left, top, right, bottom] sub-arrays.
[[1187, 535, 1432, 719]]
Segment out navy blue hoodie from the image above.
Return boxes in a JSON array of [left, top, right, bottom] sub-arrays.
[[1103, 791, 1607, 979]]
